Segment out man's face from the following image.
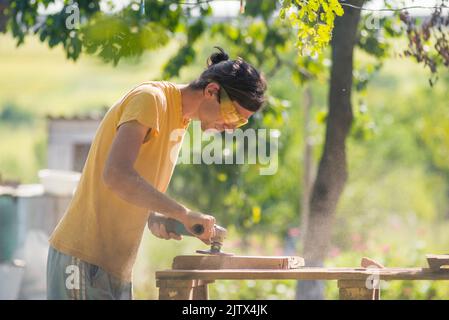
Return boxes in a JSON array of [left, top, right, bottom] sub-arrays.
[[198, 83, 254, 132]]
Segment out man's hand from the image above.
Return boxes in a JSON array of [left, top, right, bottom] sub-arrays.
[[148, 213, 182, 241], [148, 210, 216, 245], [181, 210, 216, 245]]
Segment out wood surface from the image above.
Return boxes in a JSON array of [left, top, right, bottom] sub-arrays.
[[156, 267, 449, 281], [172, 255, 305, 270], [426, 254, 449, 270]]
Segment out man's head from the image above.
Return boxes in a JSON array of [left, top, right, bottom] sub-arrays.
[[189, 47, 267, 131]]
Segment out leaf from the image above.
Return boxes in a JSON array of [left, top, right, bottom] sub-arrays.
[[280, 0, 342, 56], [252, 206, 261, 224]]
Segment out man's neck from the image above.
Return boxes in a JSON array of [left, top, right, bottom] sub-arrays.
[[178, 84, 201, 121]]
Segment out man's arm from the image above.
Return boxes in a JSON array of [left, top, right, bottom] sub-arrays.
[[103, 121, 186, 219], [102, 120, 214, 243]]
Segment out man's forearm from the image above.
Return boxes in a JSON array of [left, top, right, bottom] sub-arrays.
[[104, 168, 187, 221]]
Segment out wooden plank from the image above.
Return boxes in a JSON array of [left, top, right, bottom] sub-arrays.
[[360, 257, 384, 269], [339, 287, 379, 300], [337, 280, 369, 289], [338, 280, 380, 300], [156, 279, 213, 288], [156, 267, 449, 281], [192, 285, 209, 300], [426, 254, 449, 271], [159, 287, 193, 300], [158, 285, 209, 300], [157, 279, 213, 300], [172, 255, 304, 270]]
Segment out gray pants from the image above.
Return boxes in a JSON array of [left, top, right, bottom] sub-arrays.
[[46, 246, 132, 300]]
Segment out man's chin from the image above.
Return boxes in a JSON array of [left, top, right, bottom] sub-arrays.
[[200, 123, 215, 132]]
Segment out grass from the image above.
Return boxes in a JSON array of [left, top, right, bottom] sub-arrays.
[[0, 34, 181, 182], [0, 35, 180, 117], [0, 124, 46, 182]]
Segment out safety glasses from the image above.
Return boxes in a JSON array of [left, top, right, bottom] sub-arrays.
[[218, 87, 248, 128]]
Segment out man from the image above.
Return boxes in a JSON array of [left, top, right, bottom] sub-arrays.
[[47, 47, 267, 299]]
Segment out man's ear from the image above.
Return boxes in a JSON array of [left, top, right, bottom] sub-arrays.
[[204, 82, 220, 98]]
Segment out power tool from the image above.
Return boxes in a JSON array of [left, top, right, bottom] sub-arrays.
[[148, 213, 233, 256]]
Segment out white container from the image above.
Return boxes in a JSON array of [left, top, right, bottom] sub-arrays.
[[38, 169, 81, 196]]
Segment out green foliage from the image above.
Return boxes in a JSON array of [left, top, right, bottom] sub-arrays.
[[8, 0, 100, 58], [82, 16, 170, 65], [162, 44, 195, 79], [0, 102, 34, 125], [358, 14, 393, 59], [34, 134, 47, 171], [280, 0, 344, 56], [5, 0, 337, 79], [350, 100, 377, 141], [6, 0, 209, 65], [208, 2, 292, 79], [415, 86, 449, 174], [326, 219, 449, 299], [210, 280, 296, 299]]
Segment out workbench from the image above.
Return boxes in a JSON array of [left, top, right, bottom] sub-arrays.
[[155, 255, 449, 300]]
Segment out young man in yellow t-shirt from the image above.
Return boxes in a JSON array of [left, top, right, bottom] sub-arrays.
[[46, 47, 267, 299]]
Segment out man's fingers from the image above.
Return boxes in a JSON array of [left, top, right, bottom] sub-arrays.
[[184, 211, 216, 245], [199, 222, 214, 245], [197, 217, 215, 244], [150, 222, 182, 241], [201, 238, 211, 245], [159, 224, 170, 240], [205, 217, 216, 240], [168, 232, 182, 241], [150, 223, 161, 238]]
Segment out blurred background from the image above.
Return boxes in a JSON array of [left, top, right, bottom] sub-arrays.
[[0, 0, 448, 299]]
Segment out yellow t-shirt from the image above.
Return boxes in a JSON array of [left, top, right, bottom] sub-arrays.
[[49, 81, 190, 282]]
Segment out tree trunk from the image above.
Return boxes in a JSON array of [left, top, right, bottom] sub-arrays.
[[296, 0, 364, 300], [299, 86, 314, 243]]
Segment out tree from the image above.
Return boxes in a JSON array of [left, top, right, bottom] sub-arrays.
[[296, 0, 365, 299], [288, 0, 449, 299], [399, 5, 449, 86], [2, 0, 210, 65], [0, 0, 7, 31]]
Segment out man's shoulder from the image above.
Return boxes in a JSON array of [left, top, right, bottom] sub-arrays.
[[132, 82, 166, 101], [122, 82, 169, 113]]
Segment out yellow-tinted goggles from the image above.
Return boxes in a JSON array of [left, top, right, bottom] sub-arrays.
[[219, 88, 248, 128]]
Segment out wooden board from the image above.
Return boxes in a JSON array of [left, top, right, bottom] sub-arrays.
[[156, 279, 214, 288], [426, 254, 449, 270], [172, 255, 304, 270], [156, 279, 214, 300], [156, 267, 449, 281]]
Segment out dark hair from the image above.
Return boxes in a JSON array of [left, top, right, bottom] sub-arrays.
[[189, 47, 267, 112]]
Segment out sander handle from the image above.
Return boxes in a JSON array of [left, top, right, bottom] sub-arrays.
[[148, 212, 204, 236]]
